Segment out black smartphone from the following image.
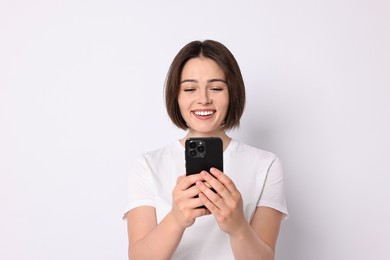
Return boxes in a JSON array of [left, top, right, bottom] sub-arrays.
[[185, 137, 223, 176]]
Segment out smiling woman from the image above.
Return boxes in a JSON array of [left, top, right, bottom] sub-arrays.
[[165, 40, 246, 132], [124, 40, 288, 260], [178, 57, 230, 138]]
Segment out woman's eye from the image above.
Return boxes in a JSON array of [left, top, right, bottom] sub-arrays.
[[184, 88, 196, 92], [210, 87, 224, 92]]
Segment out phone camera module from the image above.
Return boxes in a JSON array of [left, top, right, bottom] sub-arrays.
[[187, 139, 207, 158], [197, 145, 205, 153], [189, 141, 197, 149], [189, 149, 197, 157]]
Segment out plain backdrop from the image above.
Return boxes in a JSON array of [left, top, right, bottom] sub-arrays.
[[1, 0, 389, 259]]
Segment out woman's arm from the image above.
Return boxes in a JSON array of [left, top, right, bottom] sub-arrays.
[[126, 207, 184, 260], [229, 206, 283, 260], [196, 168, 283, 260], [126, 174, 210, 260]]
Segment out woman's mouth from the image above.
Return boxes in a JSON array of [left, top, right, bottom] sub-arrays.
[[192, 110, 215, 118]]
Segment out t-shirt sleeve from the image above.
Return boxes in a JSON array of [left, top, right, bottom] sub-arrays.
[[257, 158, 288, 219], [123, 155, 156, 219]]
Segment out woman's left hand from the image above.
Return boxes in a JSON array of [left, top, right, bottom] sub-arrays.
[[196, 168, 247, 236]]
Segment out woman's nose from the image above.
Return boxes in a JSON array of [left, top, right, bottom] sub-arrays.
[[197, 90, 212, 104]]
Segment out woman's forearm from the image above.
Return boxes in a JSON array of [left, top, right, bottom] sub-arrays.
[[129, 211, 185, 260], [230, 223, 275, 260]]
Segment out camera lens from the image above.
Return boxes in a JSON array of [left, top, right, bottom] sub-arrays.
[[189, 141, 197, 149], [197, 145, 205, 153], [189, 150, 197, 157]]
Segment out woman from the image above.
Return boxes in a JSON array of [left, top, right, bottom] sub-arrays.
[[124, 40, 288, 260]]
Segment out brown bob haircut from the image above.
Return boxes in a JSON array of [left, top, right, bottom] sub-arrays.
[[165, 40, 246, 130]]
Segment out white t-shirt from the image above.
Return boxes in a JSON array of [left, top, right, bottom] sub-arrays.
[[124, 139, 288, 260]]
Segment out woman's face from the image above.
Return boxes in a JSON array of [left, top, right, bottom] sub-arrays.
[[178, 57, 229, 136]]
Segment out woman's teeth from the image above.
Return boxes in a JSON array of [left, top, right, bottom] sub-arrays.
[[194, 111, 214, 116]]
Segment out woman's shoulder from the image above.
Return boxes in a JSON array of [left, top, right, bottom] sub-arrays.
[[230, 139, 277, 161], [141, 140, 183, 160]]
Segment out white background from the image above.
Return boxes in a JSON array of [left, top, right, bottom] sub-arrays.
[[1, 0, 389, 259]]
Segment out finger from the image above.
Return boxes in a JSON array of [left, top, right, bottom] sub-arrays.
[[186, 184, 202, 198], [196, 180, 223, 210], [207, 169, 243, 213], [198, 192, 219, 213], [177, 174, 203, 190], [190, 197, 209, 209], [173, 187, 204, 208], [200, 171, 230, 198], [174, 183, 202, 201], [209, 168, 238, 193], [204, 181, 212, 189], [192, 205, 212, 217], [179, 196, 211, 213], [176, 175, 184, 184]]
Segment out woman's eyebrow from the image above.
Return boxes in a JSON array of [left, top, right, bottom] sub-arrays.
[[180, 79, 226, 84], [207, 79, 227, 84], [180, 79, 197, 84]]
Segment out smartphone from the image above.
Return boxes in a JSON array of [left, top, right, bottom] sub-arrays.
[[185, 137, 223, 176]]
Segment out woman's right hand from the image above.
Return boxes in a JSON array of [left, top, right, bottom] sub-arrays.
[[171, 174, 211, 228]]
